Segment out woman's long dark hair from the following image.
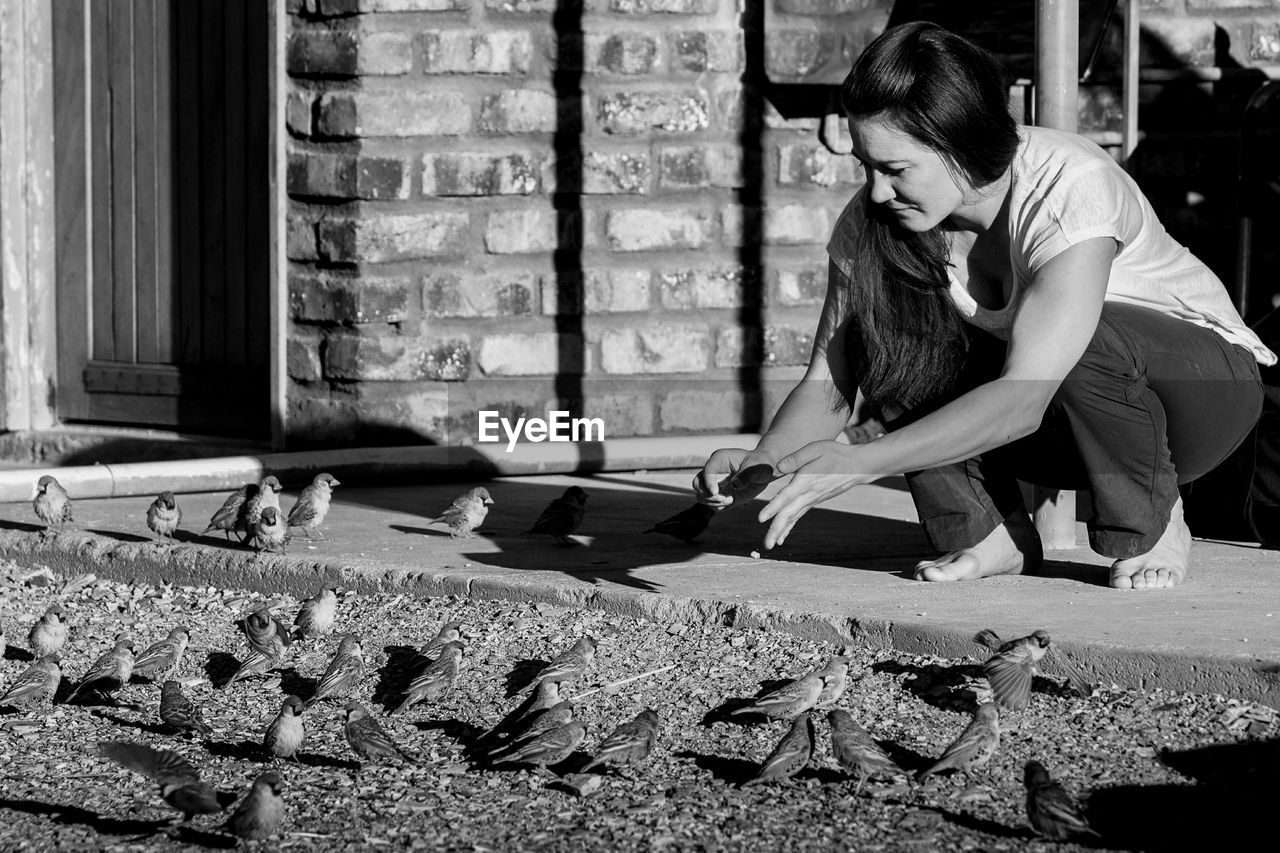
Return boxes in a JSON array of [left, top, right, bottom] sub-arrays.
[[837, 22, 1019, 412]]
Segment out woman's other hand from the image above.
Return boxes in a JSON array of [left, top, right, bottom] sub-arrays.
[[693, 449, 779, 509], [758, 440, 871, 549]]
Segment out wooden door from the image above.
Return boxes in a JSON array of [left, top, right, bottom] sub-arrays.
[[53, 0, 270, 435]]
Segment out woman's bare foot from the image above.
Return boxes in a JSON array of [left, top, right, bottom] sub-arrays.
[[914, 511, 1043, 582], [1109, 497, 1191, 590]]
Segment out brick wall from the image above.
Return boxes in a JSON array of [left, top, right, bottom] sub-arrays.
[[285, 0, 1280, 448]]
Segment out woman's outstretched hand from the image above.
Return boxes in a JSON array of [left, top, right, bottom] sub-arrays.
[[693, 448, 779, 509], [758, 440, 869, 550]]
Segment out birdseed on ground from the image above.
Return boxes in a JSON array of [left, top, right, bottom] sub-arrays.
[[0, 557, 1275, 852]]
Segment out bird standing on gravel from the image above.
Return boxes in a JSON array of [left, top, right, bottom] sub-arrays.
[[642, 503, 716, 543], [27, 604, 68, 659], [342, 701, 416, 765], [146, 491, 182, 545], [223, 771, 285, 841], [159, 680, 213, 737], [254, 506, 290, 554], [223, 646, 285, 691], [422, 620, 463, 660], [742, 712, 815, 787], [524, 636, 597, 694], [391, 640, 462, 715], [975, 629, 1093, 709], [526, 486, 588, 545], [0, 655, 61, 711], [65, 636, 135, 704], [293, 587, 339, 639], [264, 695, 306, 760], [304, 634, 364, 709], [482, 679, 563, 745], [203, 483, 256, 542], [1024, 760, 1100, 841], [430, 487, 494, 538], [828, 710, 904, 795], [33, 475, 73, 533], [581, 709, 660, 773], [492, 719, 586, 770], [244, 475, 283, 547], [487, 702, 576, 760], [99, 741, 235, 823], [814, 655, 852, 706], [132, 627, 191, 681], [916, 702, 1001, 783], [287, 472, 340, 540], [727, 670, 832, 720], [240, 605, 293, 660]]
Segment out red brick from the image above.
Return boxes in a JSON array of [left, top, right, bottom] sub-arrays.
[[609, 0, 719, 12], [318, 211, 470, 262], [599, 325, 710, 374], [546, 150, 651, 194], [479, 90, 560, 134], [320, 0, 469, 12], [287, 214, 319, 260], [424, 271, 538, 317], [658, 145, 743, 189], [485, 0, 554, 11], [290, 271, 416, 323], [355, 156, 411, 200], [324, 331, 471, 381], [777, 142, 861, 187], [597, 91, 709, 134], [287, 332, 324, 382], [659, 267, 760, 309], [669, 31, 743, 73], [775, 0, 885, 12], [541, 269, 651, 314], [714, 325, 816, 367], [422, 152, 542, 196], [722, 203, 833, 246], [585, 32, 662, 75], [765, 30, 841, 82], [316, 92, 471, 138], [287, 91, 313, 136], [606, 207, 714, 252], [288, 152, 355, 198], [288, 29, 357, 76], [770, 263, 828, 307], [484, 209, 593, 254], [581, 394, 655, 437], [477, 332, 576, 376], [659, 388, 752, 431], [422, 30, 533, 74]]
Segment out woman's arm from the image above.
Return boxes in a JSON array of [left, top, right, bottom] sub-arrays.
[[756, 236, 1118, 547]]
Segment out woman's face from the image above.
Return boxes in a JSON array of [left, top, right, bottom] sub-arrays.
[[847, 114, 968, 232]]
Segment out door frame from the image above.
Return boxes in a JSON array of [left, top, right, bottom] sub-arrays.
[[0, 0, 287, 449]]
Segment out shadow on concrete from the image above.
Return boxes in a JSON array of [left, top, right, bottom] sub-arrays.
[[0, 797, 232, 848]]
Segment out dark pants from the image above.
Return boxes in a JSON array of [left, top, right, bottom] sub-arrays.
[[899, 303, 1264, 559]]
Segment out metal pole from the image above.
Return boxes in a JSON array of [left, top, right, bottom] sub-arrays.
[[1121, 0, 1140, 166]]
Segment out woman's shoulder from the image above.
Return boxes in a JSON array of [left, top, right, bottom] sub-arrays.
[[1015, 125, 1119, 179]]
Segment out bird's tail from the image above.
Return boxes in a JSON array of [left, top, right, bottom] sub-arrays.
[[973, 629, 1001, 651]]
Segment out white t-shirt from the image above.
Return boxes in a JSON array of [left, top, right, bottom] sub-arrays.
[[827, 125, 1277, 366]]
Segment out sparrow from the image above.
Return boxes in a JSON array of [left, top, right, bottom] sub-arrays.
[[814, 655, 852, 706], [741, 712, 815, 787], [642, 503, 716, 543], [293, 587, 339, 639], [581, 709, 660, 773], [524, 636, 597, 692], [202, 483, 256, 542], [975, 629, 1093, 709], [287, 472, 340, 540], [33, 475, 73, 532], [525, 486, 588, 545], [0, 655, 61, 711], [222, 647, 284, 690], [488, 702, 576, 759], [727, 671, 831, 720], [146, 491, 182, 544], [240, 605, 293, 660], [481, 679, 562, 744], [342, 701, 416, 765], [304, 634, 363, 709], [492, 720, 586, 769], [390, 641, 462, 716], [916, 702, 1001, 783], [263, 696, 306, 760], [828, 710, 904, 794], [28, 604, 68, 659], [430, 487, 494, 538], [65, 636, 135, 704], [1024, 760, 1100, 841], [422, 620, 463, 660], [159, 680, 213, 736], [254, 506, 290, 554], [132, 627, 191, 681], [98, 741, 235, 822], [223, 771, 285, 841], [244, 475, 283, 546]]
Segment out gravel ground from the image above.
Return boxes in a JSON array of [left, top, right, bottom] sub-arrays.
[[0, 556, 1276, 853]]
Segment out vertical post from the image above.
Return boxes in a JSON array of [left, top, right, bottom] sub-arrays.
[[1121, 0, 1140, 166], [268, 0, 287, 449], [1033, 0, 1080, 549]]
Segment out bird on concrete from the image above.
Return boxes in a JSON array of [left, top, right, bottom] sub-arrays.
[[293, 587, 339, 639], [202, 483, 256, 543], [487, 701, 576, 760], [390, 640, 462, 716], [916, 702, 1001, 783], [491, 719, 586, 770], [727, 670, 832, 721], [132, 627, 191, 681], [304, 634, 364, 709], [244, 475, 283, 547], [146, 491, 182, 545], [524, 636, 597, 693], [581, 709, 660, 774], [814, 655, 852, 706], [64, 636, 135, 704], [254, 506, 290, 554], [642, 503, 716, 543], [0, 655, 61, 712], [342, 701, 416, 766], [430, 487, 494, 539], [263, 695, 306, 761], [223, 771, 285, 842], [828, 709, 904, 795], [27, 604, 68, 659], [526, 486, 588, 545], [974, 629, 1092, 710], [98, 741, 235, 823], [421, 620, 463, 660], [287, 472, 340, 540], [239, 605, 294, 660], [742, 712, 815, 787], [1024, 760, 1100, 841], [33, 475, 73, 533], [159, 680, 213, 737]]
